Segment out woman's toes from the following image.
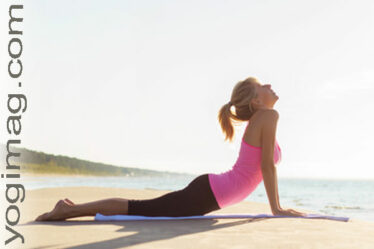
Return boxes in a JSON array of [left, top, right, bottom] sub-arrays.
[[35, 215, 42, 221], [64, 198, 75, 206], [35, 212, 49, 221]]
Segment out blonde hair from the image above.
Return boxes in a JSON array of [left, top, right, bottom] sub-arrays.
[[218, 77, 259, 142]]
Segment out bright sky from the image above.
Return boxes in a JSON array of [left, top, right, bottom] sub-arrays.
[[1, 0, 373, 179]]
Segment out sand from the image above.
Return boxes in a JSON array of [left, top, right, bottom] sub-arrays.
[[2, 186, 374, 249]]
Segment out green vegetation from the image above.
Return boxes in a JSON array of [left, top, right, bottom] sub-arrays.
[[5, 145, 191, 177]]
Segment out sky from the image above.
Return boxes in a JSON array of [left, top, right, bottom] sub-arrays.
[[1, 0, 373, 179]]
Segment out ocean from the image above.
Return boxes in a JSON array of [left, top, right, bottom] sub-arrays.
[[18, 174, 374, 222]]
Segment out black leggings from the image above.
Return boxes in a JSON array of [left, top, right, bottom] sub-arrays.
[[127, 174, 221, 217]]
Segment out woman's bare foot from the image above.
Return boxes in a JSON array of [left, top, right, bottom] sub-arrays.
[[35, 199, 74, 221]]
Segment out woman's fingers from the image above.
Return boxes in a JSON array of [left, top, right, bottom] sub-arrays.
[[285, 209, 305, 216], [289, 209, 307, 217], [274, 208, 308, 217]]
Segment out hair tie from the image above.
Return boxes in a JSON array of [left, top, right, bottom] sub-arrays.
[[228, 101, 233, 106]]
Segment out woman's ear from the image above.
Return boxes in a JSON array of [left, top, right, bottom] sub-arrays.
[[251, 98, 261, 106], [249, 99, 257, 111]]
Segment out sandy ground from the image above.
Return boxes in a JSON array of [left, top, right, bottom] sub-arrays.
[[1, 185, 374, 249]]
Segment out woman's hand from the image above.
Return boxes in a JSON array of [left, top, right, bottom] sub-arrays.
[[272, 208, 307, 217]]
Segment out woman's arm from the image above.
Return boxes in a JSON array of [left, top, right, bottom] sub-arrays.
[[262, 164, 281, 213], [259, 109, 281, 213], [260, 109, 306, 217]]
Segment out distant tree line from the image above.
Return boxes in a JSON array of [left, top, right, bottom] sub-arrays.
[[4, 145, 190, 177]]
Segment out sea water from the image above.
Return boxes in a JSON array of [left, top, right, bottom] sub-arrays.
[[20, 174, 374, 222]]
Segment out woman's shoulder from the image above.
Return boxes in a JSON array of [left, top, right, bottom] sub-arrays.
[[243, 109, 279, 147]]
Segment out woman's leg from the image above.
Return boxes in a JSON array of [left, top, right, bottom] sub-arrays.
[[35, 197, 129, 221], [35, 174, 220, 220]]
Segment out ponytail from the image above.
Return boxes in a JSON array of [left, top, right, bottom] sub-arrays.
[[218, 102, 235, 142], [218, 77, 258, 142]]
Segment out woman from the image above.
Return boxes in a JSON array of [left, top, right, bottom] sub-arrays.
[[35, 76, 306, 221]]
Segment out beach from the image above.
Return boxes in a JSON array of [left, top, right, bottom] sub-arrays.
[[5, 185, 374, 249]]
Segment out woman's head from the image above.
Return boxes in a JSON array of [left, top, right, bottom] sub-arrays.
[[218, 76, 279, 142]]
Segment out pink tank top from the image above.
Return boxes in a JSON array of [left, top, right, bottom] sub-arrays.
[[208, 130, 282, 209]]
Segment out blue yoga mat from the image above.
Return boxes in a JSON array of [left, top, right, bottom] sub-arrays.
[[95, 213, 349, 222]]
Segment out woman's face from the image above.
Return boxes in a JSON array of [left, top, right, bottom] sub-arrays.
[[251, 81, 279, 109]]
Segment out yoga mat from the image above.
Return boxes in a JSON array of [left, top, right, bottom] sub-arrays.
[[95, 213, 349, 222]]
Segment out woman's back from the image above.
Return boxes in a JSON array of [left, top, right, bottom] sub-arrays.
[[242, 109, 265, 147], [208, 110, 282, 208]]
